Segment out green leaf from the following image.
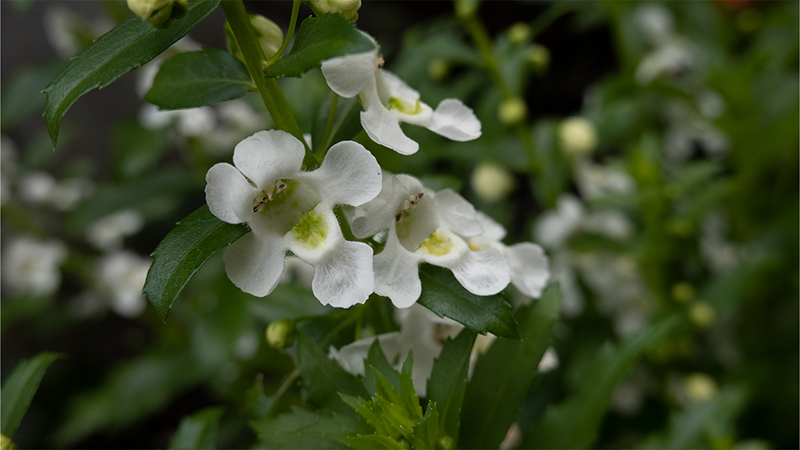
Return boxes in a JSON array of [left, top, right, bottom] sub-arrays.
[[168, 407, 224, 450], [145, 48, 254, 109], [411, 401, 441, 450], [523, 316, 680, 449], [1, 353, 60, 439], [459, 283, 561, 449], [143, 205, 249, 321], [399, 350, 422, 423], [263, 14, 376, 78], [113, 118, 170, 179], [253, 407, 370, 449], [427, 329, 476, 440], [1, 60, 66, 132], [297, 333, 370, 412], [417, 265, 519, 339], [311, 93, 363, 153], [43, 0, 220, 148], [347, 433, 406, 449], [364, 340, 402, 396]]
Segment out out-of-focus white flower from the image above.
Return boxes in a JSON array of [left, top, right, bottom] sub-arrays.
[[18, 172, 56, 205], [470, 162, 516, 202], [139, 104, 218, 137], [3, 237, 67, 297], [559, 117, 597, 157], [17, 172, 93, 211], [549, 251, 584, 317], [635, 39, 698, 85], [43, 6, 112, 58], [345, 173, 509, 307], [205, 130, 382, 307], [322, 44, 481, 155], [534, 194, 584, 249], [234, 330, 259, 360], [86, 209, 145, 251], [574, 159, 636, 200], [51, 178, 94, 211], [204, 100, 268, 155], [538, 347, 559, 372], [664, 102, 729, 160], [701, 212, 739, 272], [634, 3, 674, 46], [468, 212, 550, 299], [98, 251, 150, 318]]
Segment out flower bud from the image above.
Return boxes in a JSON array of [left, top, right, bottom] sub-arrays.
[[1, 434, 14, 450], [498, 97, 527, 126], [471, 162, 515, 202], [671, 282, 695, 303], [437, 435, 456, 450], [507, 22, 532, 44], [225, 14, 284, 63], [427, 58, 449, 81], [684, 373, 718, 402], [526, 44, 550, 73], [266, 319, 296, 349], [689, 301, 716, 328], [308, 0, 361, 22], [454, 0, 479, 19], [558, 117, 597, 157], [127, 0, 188, 28]]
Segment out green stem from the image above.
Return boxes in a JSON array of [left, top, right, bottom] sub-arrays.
[[265, 369, 301, 416], [221, 0, 318, 168], [319, 93, 340, 156], [267, 0, 301, 66]]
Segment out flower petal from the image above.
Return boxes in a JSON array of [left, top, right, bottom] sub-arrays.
[[360, 86, 419, 155], [233, 130, 304, 189], [345, 173, 424, 239], [447, 247, 510, 296], [310, 239, 375, 308], [205, 162, 257, 224], [506, 242, 549, 298], [434, 189, 482, 237], [474, 212, 507, 241], [222, 233, 286, 297], [374, 229, 423, 308], [300, 140, 382, 208], [427, 98, 482, 141], [321, 49, 378, 98]]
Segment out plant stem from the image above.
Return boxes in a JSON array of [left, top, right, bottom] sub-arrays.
[[319, 93, 340, 156], [267, 0, 301, 66], [265, 369, 300, 416], [221, 0, 318, 168]]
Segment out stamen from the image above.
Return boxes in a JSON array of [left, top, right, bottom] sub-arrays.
[[395, 192, 424, 222], [253, 180, 287, 213], [376, 54, 385, 70]]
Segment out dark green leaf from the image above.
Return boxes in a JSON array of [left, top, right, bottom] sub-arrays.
[[1, 353, 60, 439], [364, 340, 402, 396], [411, 401, 441, 450], [145, 48, 254, 109], [417, 265, 519, 339], [427, 329, 476, 440], [399, 350, 422, 422], [169, 407, 223, 450], [263, 14, 376, 78], [43, 0, 220, 148], [143, 205, 249, 321], [523, 316, 680, 449], [311, 93, 363, 153], [347, 433, 406, 449], [459, 283, 561, 449], [297, 333, 369, 412], [253, 407, 369, 449]]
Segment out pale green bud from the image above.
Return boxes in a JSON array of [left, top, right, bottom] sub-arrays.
[[498, 97, 527, 126], [308, 0, 361, 22], [671, 282, 695, 303], [471, 162, 515, 202], [1, 434, 14, 450], [225, 14, 284, 63], [127, 0, 188, 28], [508, 22, 532, 44], [684, 373, 718, 402], [558, 116, 597, 157], [428, 58, 449, 81], [454, 0, 480, 19], [689, 301, 716, 328], [526, 44, 550, 73], [266, 319, 296, 349]]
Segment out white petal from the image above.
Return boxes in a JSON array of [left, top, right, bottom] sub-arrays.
[[345, 173, 424, 239], [223, 233, 286, 297], [374, 230, 423, 308], [434, 189, 482, 237], [448, 248, 510, 296], [300, 140, 382, 208], [360, 87, 419, 155], [321, 50, 378, 98], [427, 98, 482, 141], [232, 130, 304, 189], [506, 242, 550, 298], [377, 70, 421, 107], [475, 212, 507, 241], [309, 239, 374, 308], [205, 163, 257, 224]]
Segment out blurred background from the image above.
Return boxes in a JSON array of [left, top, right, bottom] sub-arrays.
[[1, 0, 797, 448]]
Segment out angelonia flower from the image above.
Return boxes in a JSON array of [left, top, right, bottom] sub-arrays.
[[321, 42, 481, 155], [98, 251, 151, 318], [205, 130, 382, 307], [3, 237, 67, 297], [345, 173, 510, 308]]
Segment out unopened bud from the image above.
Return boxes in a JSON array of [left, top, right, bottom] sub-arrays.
[[526, 44, 550, 73], [508, 22, 531, 44], [498, 97, 527, 126], [689, 301, 716, 328], [226, 14, 284, 63], [471, 162, 515, 202], [437, 435, 456, 450], [127, 0, 188, 28], [309, 0, 361, 22], [428, 58, 449, 81], [454, 0, 479, 19], [684, 373, 718, 402], [558, 116, 597, 157], [266, 319, 295, 349], [671, 282, 695, 303], [1, 434, 14, 450]]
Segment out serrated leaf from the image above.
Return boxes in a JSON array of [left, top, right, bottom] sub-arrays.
[[253, 407, 370, 449], [427, 329, 476, 440], [143, 205, 249, 321], [297, 333, 369, 412], [523, 316, 680, 449], [364, 340, 401, 396], [417, 265, 519, 339], [145, 48, 254, 109], [347, 433, 406, 449], [311, 93, 362, 153], [411, 401, 441, 450], [459, 283, 561, 449], [263, 14, 376, 78], [399, 350, 422, 422], [1, 353, 60, 439], [168, 407, 223, 450], [43, 0, 220, 148]]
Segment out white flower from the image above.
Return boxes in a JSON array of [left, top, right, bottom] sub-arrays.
[[574, 159, 636, 200], [534, 193, 633, 249], [205, 130, 382, 308], [635, 39, 698, 85], [86, 209, 145, 251], [3, 237, 67, 297], [321, 47, 481, 155], [98, 251, 150, 318], [558, 117, 597, 157], [345, 173, 510, 308], [467, 212, 550, 299], [139, 104, 218, 137], [17, 172, 93, 211], [43, 6, 112, 59]]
